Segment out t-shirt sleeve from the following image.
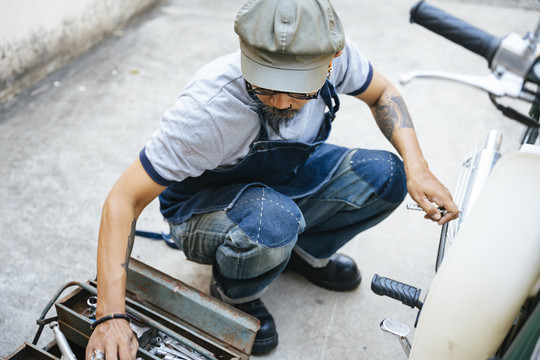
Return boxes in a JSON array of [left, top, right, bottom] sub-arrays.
[[331, 38, 374, 97], [141, 95, 225, 184]]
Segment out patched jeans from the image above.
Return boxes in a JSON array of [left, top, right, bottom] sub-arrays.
[[169, 149, 407, 303]]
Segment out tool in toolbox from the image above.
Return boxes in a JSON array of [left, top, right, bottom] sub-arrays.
[[50, 322, 77, 360], [7, 258, 259, 360]]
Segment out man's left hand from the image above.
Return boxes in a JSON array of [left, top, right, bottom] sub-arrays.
[[406, 166, 459, 225]]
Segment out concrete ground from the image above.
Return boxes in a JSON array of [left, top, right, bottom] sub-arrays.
[[1, 0, 537, 359]]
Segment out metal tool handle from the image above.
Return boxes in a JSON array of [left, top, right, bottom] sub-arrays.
[[410, 1, 501, 64], [50, 323, 78, 360], [371, 274, 423, 310]]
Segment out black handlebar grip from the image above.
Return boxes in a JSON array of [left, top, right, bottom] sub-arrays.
[[371, 274, 422, 309], [410, 1, 501, 65]]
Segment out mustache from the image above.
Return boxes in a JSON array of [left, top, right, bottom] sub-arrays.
[[250, 95, 300, 137], [263, 104, 297, 120], [254, 102, 299, 138]]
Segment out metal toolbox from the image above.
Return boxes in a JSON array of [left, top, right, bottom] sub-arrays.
[[6, 343, 59, 360], [8, 258, 259, 360]]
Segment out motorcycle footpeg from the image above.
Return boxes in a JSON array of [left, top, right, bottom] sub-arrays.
[[380, 318, 412, 357], [371, 274, 423, 310]]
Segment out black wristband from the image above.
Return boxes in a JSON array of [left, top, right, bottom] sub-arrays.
[[90, 313, 131, 330]]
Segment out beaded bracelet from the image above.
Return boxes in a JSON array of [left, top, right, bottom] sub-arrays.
[[90, 313, 131, 330]]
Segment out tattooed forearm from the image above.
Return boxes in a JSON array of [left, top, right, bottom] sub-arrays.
[[373, 92, 413, 141], [121, 218, 136, 269]]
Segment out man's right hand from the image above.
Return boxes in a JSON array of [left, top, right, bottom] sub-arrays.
[[87, 159, 165, 359], [86, 158, 165, 359], [86, 319, 138, 360]]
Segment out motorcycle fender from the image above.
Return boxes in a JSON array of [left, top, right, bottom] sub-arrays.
[[410, 151, 540, 360]]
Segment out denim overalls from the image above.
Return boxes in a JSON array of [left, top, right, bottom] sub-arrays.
[[160, 80, 349, 224], [162, 81, 407, 302]]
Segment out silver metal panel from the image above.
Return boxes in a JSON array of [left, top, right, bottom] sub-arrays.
[[126, 258, 259, 355]]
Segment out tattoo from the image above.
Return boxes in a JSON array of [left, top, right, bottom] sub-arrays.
[[374, 93, 413, 141], [121, 219, 136, 269]]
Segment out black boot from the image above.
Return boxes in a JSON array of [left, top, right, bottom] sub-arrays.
[[210, 281, 278, 354], [286, 251, 362, 291], [234, 299, 278, 355]]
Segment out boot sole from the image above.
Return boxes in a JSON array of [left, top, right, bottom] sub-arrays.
[[251, 334, 279, 355]]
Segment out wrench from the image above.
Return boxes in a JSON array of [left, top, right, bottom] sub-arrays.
[[157, 332, 207, 360], [154, 343, 198, 360]]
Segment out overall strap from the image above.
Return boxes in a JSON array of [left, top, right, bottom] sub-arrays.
[[320, 80, 340, 121]]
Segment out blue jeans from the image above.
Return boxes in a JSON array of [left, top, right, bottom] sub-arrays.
[[169, 149, 407, 303]]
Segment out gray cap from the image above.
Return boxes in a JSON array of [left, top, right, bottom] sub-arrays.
[[234, 0, 345, 93]]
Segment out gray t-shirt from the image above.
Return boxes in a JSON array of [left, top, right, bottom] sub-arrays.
[[141, 39, 373, 186]]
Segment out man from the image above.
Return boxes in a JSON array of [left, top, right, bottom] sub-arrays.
[[86, 0, 459, 358]]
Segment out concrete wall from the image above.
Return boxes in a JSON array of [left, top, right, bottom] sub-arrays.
[[442, 0, 540, 9], [1, 0, 538, 105], [0, 0, 162, 103]]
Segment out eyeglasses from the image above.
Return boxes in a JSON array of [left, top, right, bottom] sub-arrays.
[[245, 81, 319, 100]]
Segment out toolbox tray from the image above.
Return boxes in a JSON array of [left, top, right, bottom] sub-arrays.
[[6, 343, 60, 360], [8, 258, 259, 360]]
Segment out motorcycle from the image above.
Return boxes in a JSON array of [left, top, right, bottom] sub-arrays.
[[371, 2, 540, 359]]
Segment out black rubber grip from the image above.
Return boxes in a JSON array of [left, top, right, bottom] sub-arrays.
[[371, 274, 422, 309], [410, 1, 501, 64]]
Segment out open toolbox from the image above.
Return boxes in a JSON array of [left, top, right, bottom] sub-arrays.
[[7, 258, 259, 360]]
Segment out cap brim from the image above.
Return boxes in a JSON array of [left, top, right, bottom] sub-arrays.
[[241, 52, 328, 94]]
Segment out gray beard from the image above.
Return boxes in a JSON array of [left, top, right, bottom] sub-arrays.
[[255, 100, 299, 137]]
